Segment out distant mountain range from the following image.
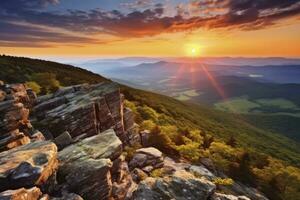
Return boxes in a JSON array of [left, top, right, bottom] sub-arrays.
[[72, 59, 300, 142]]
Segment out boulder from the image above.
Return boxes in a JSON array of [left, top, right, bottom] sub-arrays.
[[1, 131, 31, 151], [0, 187, 42, 200], [162, 157, 190, 172], [132, 170, 216, 200], [0, 141, 58, 191], [31, 131, 46, 142], [211, 193, 251, 200], [39, 193, 83, 200], [53, 131, 73, 150], [189, 165, 216, 180], [139, 130, 150, 147], [111, 155, 134, 200], [58, 129, 123, 200], [129, 147, 164, 171]]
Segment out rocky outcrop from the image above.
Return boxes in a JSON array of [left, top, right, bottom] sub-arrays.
[[33, 82, 135, 144], [0, 187, 42, 200], [0, 141, 58, 191], [129, 147, 164, 172], [58, 129, 126, 200], [0, 83, 36, 106], [0, 82, 37, 152], [0, 82, 270, 200], [111, 155, 134, 200], [132, 170, 216, 200]]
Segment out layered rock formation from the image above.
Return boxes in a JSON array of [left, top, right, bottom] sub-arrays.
[[0, 83, 37, 152], [58, 129, 123, 199], [33, 82, 134, 144]]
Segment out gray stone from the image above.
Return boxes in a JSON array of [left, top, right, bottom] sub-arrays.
[[132, 170, 216, 200], [136, 147, 162, 158], [0, 187, 42, 200], [39, 192, 83, 200], [211, 193, 251, 200], [58, 129, 123, 200], [53, 131, 73, 150], [129, 147, 164, 171], [0, 141, 58, 191], [189, 165, 215, 180]]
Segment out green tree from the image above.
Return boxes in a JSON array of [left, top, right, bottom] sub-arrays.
[[31, 72, 60, 94], [176, 141, 203, 162]]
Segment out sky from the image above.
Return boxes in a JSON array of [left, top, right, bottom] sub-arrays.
[[0, 0, 300, 58]]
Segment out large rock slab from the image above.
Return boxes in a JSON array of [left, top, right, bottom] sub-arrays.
[[0, 141, 58, 191], [132, 170, 216, 200], [211, 193, 251, 200], [33, 82, 133, 143], [0, 187, 42, 200], [129, 147, 164, 171], [58, 129, 123, 200], [189, 165, 216, 180], [40, 193, 83, 200]]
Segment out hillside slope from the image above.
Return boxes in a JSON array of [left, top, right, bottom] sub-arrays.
[[1, 55, 299, 166]]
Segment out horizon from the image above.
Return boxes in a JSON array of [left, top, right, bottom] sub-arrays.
[[1, 0, 300, 57]]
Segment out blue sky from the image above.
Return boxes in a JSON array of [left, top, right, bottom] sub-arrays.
[[1, 0, 300, 57]]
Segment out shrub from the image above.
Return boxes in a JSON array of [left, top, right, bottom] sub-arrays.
[[150, 168, 165, 178], [25, 81, 41, 94], [31, 72, 60, 94], [140, 120, 156, 130], [213, 178, 234, 186], [137, 105, 159, 122], [176, 142, 202, 162]]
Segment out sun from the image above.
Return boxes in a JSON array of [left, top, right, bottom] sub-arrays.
[[191, 48, 196, 54], [185, 44, 201, 57]]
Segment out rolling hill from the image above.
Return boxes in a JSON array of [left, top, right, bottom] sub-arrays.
[[1, 55, 299, 166]]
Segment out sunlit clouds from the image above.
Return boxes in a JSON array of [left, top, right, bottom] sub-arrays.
[[0, 0, 300, 57]]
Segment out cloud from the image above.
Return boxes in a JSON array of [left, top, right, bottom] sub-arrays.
[[120, 0, 153, 10], [1, 0, 300, 47]]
